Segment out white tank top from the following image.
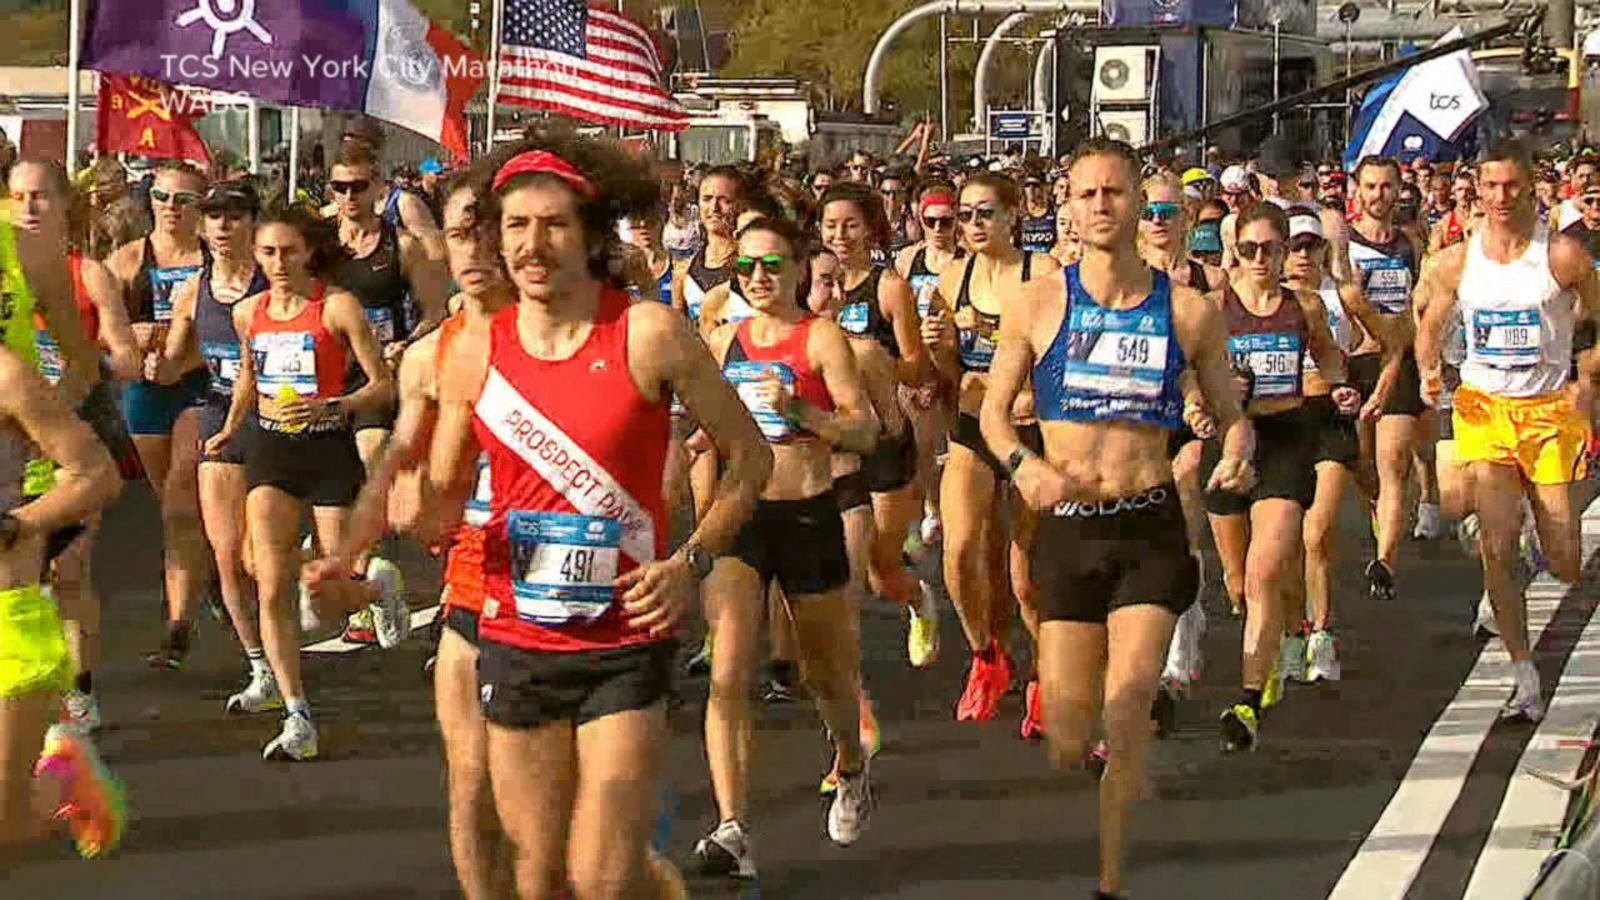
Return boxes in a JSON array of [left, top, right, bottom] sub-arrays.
[[1304, 277, 1357, 375], [1458, 222, 1573, 398]]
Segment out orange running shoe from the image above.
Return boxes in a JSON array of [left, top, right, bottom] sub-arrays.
[[34, 725, 128, 859]]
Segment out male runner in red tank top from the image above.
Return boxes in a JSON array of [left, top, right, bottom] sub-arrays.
[[428, 128, 771, 899]]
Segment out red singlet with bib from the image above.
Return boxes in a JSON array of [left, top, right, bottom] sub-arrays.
[[473, 288, 671, 652]]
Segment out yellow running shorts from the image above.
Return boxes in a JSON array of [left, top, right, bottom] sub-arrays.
[[1452, 385, 1593, 486], [0, 584, 71, 699]]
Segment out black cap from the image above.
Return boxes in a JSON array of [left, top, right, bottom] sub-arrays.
[[199, 182, 260, 214]]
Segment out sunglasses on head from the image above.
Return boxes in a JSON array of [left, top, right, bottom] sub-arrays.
[[733, 254, 786, 277], [958, 206, 998, 224], [1142, 202, 1181, 223], [1236, 239, 1283, 261], [150, 188, 199, 206], [330, 179, 372, 195], [1287, 235, 1326, 253]]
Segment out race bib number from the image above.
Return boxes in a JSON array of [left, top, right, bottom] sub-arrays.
[[34, 329, 62, 385], [463, 454, 492, 528], [364, 306, 397, 343], [150, 266, 199, 323], [1228, 333, 1302, 399], [1471, 308, 1542, 369], [1356, 257, 1412, 315], [507, 511, 621, 626], [254, 331, 317, 397], [203, 340, 241, 391], [723, 360, 796, 443], [911, 276, 938, 319], [1064, 314, 1170, 401], [958, 329, 997, 371], [838, 301, 871, 335]]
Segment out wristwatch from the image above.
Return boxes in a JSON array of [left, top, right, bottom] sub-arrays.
[[681, 542, 714, 581], [1007, 446, 1036, 476]]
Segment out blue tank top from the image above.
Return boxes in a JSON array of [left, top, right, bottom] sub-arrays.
[[196, 262, 267, 398], [1032, 264, 1186, 430]]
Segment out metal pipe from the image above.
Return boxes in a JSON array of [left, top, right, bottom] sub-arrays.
[[66, 0, 81, 162], [940, 15, 950, 141], [863, 0, 1100, 115], [974, 12, 1034, 131]]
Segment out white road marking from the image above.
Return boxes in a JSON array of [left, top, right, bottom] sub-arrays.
[[301, 604, 442, 655], [1329, 497, 1600, 900]]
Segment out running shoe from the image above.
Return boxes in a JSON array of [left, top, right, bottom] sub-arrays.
[[1220, 704, 1260, 753], [907, 583, 940, 668], [1305, 630, 1341, 683], [1412, 502, 1443, 540], [920, 513, 943, 546], [34, 725, 127, 859], [225, 667, 283, 715], [1521, 513, 1546, 576], [959, 642, 1012, 722], [1458, 513, 1482, 558], [1150, 679, 1178, 739], [1501, 659, 1544, 723], [1279, 631, 1308, 684], [684, 638, 713, 676], [1365, 559, 1396, 603], [365, 556, 410, 649], [299, 579, 325, 635], [827, 764, 873, 847], [142, 620, 193, 670], [61, 689, 101, 735], [1085, 739, 1110, 780], [691, 819, 756, 879], [955, 650, 988, 721], [860, 690, 882, 760], [1021, 678, 1045, 741], [342, 608, 377, 644], [262, 711, 319, 762], [1474, 592, 1501, 639], [761, 676, 797, 704]]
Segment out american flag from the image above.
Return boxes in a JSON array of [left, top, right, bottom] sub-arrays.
[[496, 0, 687, 131]]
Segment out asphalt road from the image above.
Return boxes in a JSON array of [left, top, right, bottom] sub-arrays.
[[0, 480, 1568, 900]]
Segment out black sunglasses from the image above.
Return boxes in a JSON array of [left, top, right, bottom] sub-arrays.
[[330, 179, 372, 195], [1237, 240, 1283, 261], [958, 206, 998, 224], [923, 216, 955, 229], [1288, 235, 1326, 253], [150, 188, 200, 206]]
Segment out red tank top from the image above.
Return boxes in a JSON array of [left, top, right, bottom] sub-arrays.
[[249, 282, 350, 433], [437, 313, 487, 614], [33, 253, 101, 386], [472, 289, 671, 652], [721, 317, 834, 444]]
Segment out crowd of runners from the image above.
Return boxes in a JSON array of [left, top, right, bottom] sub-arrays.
[[1, 121, 1597, 900]]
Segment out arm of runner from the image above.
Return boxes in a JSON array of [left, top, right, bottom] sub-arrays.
[[697, 282, 729, 343], [311, 337, 437, 583], [83, 258, 141, 382], [918, 287, 961, 386], [779, 319, 878, 455], [1297, 289, 1358, 414], [1175, 284, 1256, 493], [397, 192, 444, 257], [426, 320, 490, 541], [880, 268, 929, 385], [207, 300, 258, 457], [0, 348, 120, 538], [1413, 245, 1465, 407], [323, 288, 396, 416], [154, 272, 200, 385], [1550, 234, 1600, 412], [618, 303, 772, 637], [1340, 281, 1401, 420], [400, 234, 451, 340], [981, 275, 1076, 510], [670, 259, 689, 319]]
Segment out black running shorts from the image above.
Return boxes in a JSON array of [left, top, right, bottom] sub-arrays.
[[1201, 405, 1318, 515], [729, 491, 850, 596], [477, 638, 677, 730]]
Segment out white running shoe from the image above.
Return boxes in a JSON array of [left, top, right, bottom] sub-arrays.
[[827, 763, 873, 847], [262, 712, 319, 761], [366, 557, 410, 649], [1305, 630, 1341, 683], [1279, 633, 1308, 684], [691, 819, 756, 879], [1501, 659, 1544, 723], [1164, 585, 1207, 686], [1457, 513, 1482, 559], [225, 667, 283, 715], [61, 689, 102, 734], [298, 580, 324, 635], [1413, 502, 1443, 540], [1474, 592, 1501, 638], [919, 513, 942, 546]]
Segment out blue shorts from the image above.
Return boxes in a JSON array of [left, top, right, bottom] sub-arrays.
[[121, 369, 210, 436]]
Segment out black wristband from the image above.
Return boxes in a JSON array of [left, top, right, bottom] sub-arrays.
[[1007, 446, 1035, 475]]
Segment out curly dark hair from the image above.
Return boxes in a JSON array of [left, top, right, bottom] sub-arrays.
[[818, 181, 891, 255], [479, 121, 660, 286]]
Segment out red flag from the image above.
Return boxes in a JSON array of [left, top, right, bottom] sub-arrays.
[[95, 74, 210, 165]]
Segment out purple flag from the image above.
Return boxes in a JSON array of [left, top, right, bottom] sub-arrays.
[[82, 0, 378, 111]]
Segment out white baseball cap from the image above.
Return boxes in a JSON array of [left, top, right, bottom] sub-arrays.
[[1220, 165, 1251, 193], [1288, 211, 1325, 240]]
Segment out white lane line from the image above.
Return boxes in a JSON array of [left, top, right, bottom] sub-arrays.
[[301, 604, 442, 655], [1463, 521, 1600, 899], [1329, 497, 1600, 900]]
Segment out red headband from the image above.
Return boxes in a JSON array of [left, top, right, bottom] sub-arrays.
[[919, 192, 955, 215], [492, 150, 594, 196]]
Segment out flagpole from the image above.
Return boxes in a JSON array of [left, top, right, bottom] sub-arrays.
[[287, 106, 300, 202], [66, 0, 82, 165], [485, 0, 504, 155], [247, 100, 260, 174]]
